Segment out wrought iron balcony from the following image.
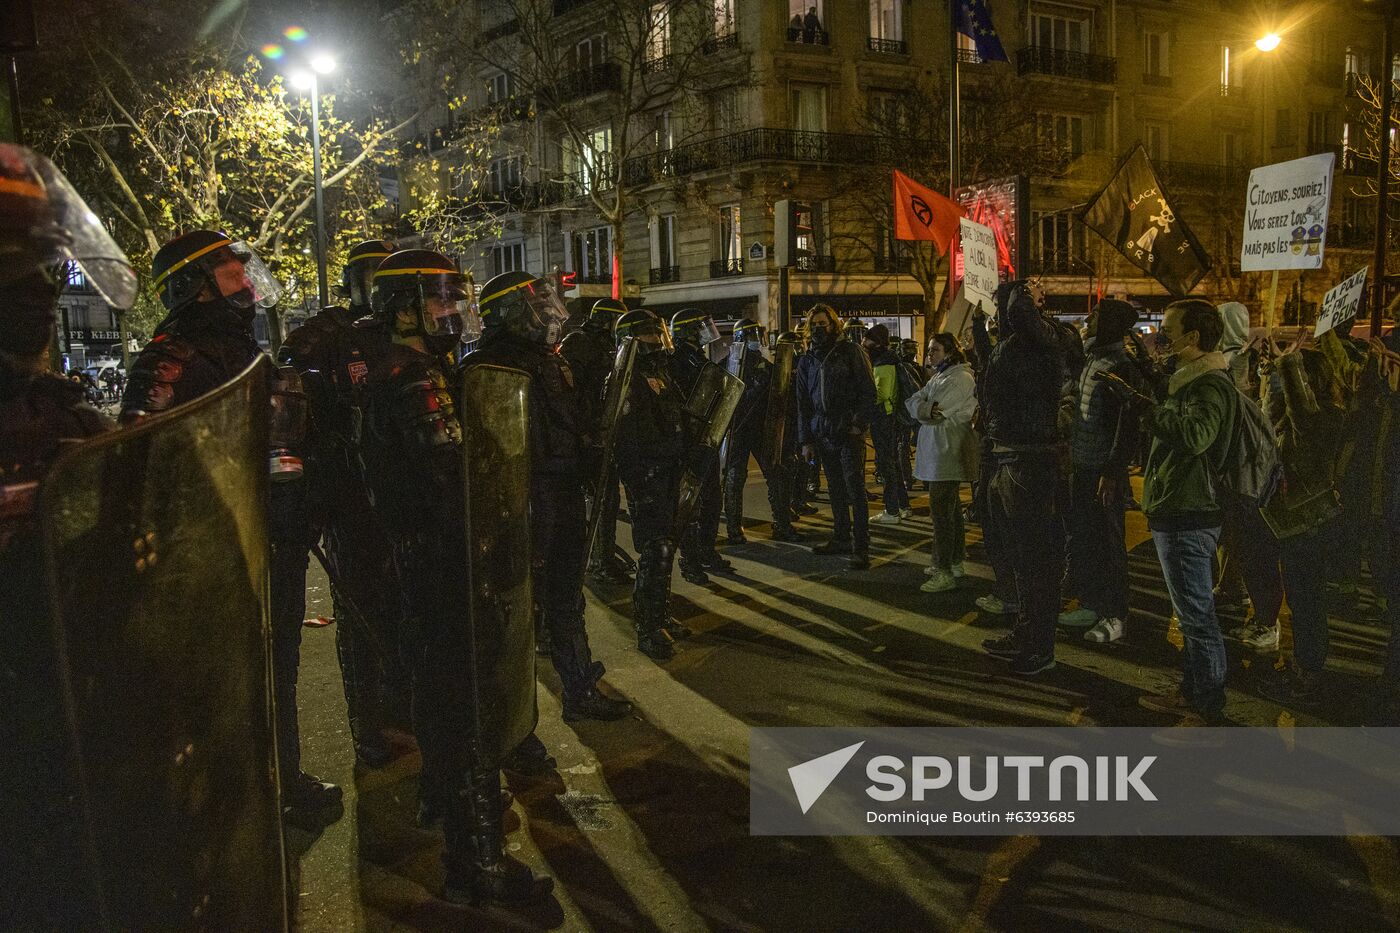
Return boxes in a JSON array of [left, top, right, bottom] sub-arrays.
[[703, 32, 739, 55], [541, 62, 622, 105], [786, 27, 829, 46], [1156, 160, 1248, 190], [873, 254, 912, 274], [477, 19, 520, 43], [794, 255, 835, 272], [1142, 72, 1172, 88], [867, 37, 907, 55], [710, 258, 744, 278], [642, 54, 674, 75], [579, 271, 613, 285], [956, 48, 984, 65], [1017, 46, 1117, 83], [1024, 253, 1095, 276], [649, 265, 681, 284]]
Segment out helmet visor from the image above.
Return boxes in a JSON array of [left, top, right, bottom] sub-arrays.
[[519, 277, 570, 337], [225, 241, 283, 308], [421, 275, 481, 343], [2, 149, 138, 310], [625, 318, 674, 353], [695, 316, 722, 346]]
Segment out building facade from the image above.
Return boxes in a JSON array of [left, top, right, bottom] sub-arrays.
[[395, 0, 1394, 340]]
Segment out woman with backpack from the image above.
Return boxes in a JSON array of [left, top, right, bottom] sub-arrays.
[[906, 333, 978, 594]]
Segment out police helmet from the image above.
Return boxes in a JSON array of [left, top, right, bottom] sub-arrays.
[[372, 249, 480, 353], [478, 269, 570, 346]]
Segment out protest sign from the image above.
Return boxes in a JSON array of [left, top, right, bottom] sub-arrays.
[[1241, 153, 1335, 272], [959, 217, 998, 310], [1314, 267, 1368, 337]]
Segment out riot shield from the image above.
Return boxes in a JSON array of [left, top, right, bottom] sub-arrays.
[[34, 356, 286, 932], [673, 361, 745, 535], [459, 364, 536, 764], [584, 336, 638, 561], [760, 342, 797, 468]]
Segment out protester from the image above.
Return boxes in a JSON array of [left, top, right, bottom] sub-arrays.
[[976, 282, 1066, 676], [907, 333, 977, 594], [796, 304, 876, 569], [1255, 328, 1350, 705], [1136, 300, 1235, 726], [1059, 299, 1143, 644], [867, 324, 913, 525], [968, 306, 1018, 618]]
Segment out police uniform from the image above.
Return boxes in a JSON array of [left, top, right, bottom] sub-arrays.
[[722, 343, 797, 542], [669, 335, 729, 581]]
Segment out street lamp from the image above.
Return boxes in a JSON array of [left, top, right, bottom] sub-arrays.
[[289, 53, 336, 309], [1255, 33, 1282, 52]]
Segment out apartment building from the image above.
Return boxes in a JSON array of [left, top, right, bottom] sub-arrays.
[[397, 0, 1393, 337]]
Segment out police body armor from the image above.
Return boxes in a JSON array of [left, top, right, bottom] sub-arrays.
[[762, 341, 797, 468], [28, 358, 286, 931], [458, 364, 537, 762], [674, 361, 744, 536], [584, 336, 637, 560]]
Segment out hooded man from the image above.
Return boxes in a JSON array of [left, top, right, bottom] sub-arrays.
[[1058, 299, 1143, 644], [976, 281, 1067, 676], [796, 305, 877, 569]]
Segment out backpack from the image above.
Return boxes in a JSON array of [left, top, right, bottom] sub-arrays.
[[894, 361, 924, 430], [1205, 371, 1283, 508]]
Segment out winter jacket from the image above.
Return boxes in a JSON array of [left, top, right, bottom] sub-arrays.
[[976, 310, 1063, 451], [907, 361, 978, 482], [1142, 352, 1233, 531], [796, 338, 876, 445], [1071, 341, 1143, 474], [1258, 345, 1347, 535], [871, 347, 900, 416]]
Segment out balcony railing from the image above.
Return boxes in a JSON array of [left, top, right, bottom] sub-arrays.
[[542, 62, 622, 104], [1142, 72, 1172, 87], [1156, 160, 1248, 190], [1017, 46, 1117, 83], [786, 27, 830, 46], [1024, 253, 1095, 276], [867, 37, 907, 55], [956, 48, 984, 65], [703, 32, 739, 55], [710, 258, 744, 277], [795, 255, 836, 272], [552, 0, 591, 15], [477, 19, 520, 43], [649, 265, 681, 284], [579, 271, 613, 285], [642, 54, 673, 75], [873, 254, 913, 274]]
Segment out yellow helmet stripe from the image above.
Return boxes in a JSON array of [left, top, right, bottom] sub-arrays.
[[350, 251, 392, 261], [373, 266, 459, 278], [151, 236, 233, 290], [479, 280, 534, 306]]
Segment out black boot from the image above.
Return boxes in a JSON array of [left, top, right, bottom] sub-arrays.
[[443, 770, 552, 906], [282, 771, 344, 828], [502, 732, 556, 776], [637, 627, 676, 660], [698, 550, 734, 573], [772, 525, 803, 542], [335, 610, 393, 768], [678, 557, 709, 585], [552, 628, 634, 722]]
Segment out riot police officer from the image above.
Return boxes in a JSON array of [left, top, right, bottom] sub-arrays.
[[279, 238, 405, 769], [723, 318, 799, 543], [358, 249, 551, 905], [777, 330, 818, 518], [668, 307, 733, 583], [560, 296, 633, 584], [614, 310, 690, 660], [466, 272, 632, 723], [120, 230, 342, 823]]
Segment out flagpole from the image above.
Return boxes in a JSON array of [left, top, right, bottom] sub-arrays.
[[948, 1, 960, 199]]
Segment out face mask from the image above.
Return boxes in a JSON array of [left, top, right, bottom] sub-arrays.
[[746, 339, 762, 352]]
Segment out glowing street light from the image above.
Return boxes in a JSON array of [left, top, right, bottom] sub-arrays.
[[284, 52, 337, 308], [1255, 33, 1281, 52]]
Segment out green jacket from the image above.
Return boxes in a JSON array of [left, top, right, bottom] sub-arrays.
[[1142, 352, 1233, 530]]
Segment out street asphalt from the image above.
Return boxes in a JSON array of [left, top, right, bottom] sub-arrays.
[[288, 471, 1400, 932]]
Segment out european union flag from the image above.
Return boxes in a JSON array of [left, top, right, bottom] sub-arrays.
[[955, 0, 1008, 62]]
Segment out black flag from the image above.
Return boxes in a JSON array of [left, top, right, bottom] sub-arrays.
[[1080, 145, 1211, 296]]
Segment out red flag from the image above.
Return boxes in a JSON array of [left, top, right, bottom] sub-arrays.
[[893, 170, 963, 254]]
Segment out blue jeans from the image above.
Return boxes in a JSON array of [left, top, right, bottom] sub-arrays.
[[1152, 527, 1226, 716]]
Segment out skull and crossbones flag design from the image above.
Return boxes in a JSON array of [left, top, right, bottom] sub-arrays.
[[1080, 144, 1211, 296]]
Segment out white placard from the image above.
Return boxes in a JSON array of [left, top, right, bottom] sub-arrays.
[[959, 217, 998, 310], [1240, 152, 1335, 272], [1314, 266, 1368, 337]]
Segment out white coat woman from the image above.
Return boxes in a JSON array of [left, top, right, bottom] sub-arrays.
[[906, 333, 978, 592]]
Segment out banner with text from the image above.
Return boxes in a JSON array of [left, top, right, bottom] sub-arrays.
[[1241, 153, 1335, 272], [1314, 267, 1368, 337], [959, 218, 999, 310]]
